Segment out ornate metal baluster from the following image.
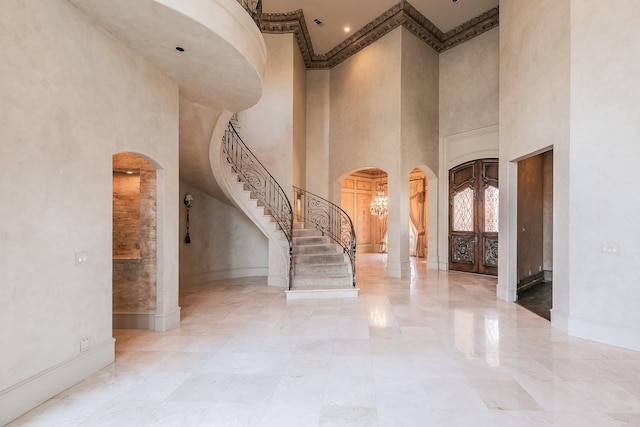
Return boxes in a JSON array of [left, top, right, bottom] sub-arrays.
[[294, 187, 357, 287], [222, 122, 293, 287]]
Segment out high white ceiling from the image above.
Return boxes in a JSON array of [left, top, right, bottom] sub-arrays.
[[263, 0, 498, 54]]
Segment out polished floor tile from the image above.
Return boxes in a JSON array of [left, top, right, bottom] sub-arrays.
[[8, 254, 640, 426]]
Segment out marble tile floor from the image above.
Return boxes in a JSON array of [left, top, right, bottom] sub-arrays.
[[9, 254, 640, 426]]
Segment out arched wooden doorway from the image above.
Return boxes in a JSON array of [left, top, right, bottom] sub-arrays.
[[449, 158, 499, 275], [112, 152, 158, 329]]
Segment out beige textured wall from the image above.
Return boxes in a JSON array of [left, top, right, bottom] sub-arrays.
[[329, 29, 402, 184], [292, 39, 307, 189], [305, 70, 331, 198], [502, 0, 640, 351], [0, 0, 179, 414], [239, 33, 294, 191], [179, 181, 268, 283], [567, 0, 640, 347], [439, 28, 499, 137], [401, 28, 439, 176], [499, 0, 570, 306], [392, 28, 439, 272]]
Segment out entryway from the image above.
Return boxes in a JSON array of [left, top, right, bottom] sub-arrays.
[[448, 159, 499, 275], [112, 152, 158, 330], [515, 150, 553, 320]]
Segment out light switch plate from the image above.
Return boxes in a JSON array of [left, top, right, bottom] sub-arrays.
[[601, 243, 620, 255]]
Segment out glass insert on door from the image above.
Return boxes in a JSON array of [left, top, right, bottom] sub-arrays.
[[453, 187, 474, 232], [484, 185, 499, 233]]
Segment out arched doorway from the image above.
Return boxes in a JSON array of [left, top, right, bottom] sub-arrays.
[[448, 158, 499, 275], [112, 152, 159, 329], [409, 168, 427, 258], [340, 168, 388, 254]]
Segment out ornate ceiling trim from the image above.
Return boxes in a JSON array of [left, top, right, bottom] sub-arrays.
[[440, 7, 499, 51], [262, 1, 499, 69]]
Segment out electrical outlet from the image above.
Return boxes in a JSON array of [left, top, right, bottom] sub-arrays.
[[80, 337, 89, 352], [75, 251, 88, 265]]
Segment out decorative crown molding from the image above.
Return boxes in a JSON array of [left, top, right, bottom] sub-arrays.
[[262, 1, 499, 69]]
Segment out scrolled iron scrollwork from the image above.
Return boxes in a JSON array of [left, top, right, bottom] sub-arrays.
[[483, 237, 498, 267], [452, 235, 475, 264], [294, 186, 357, 287], [223, 122, 294, 286]]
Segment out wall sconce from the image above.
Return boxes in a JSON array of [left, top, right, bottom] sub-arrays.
[[184, 194, 193, 244]]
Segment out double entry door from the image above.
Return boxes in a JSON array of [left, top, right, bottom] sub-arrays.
[[449, 159, 499, 275]]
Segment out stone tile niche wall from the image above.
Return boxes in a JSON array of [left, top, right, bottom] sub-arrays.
[[113, 169, 141, 259], [112, 153, 157, 320]]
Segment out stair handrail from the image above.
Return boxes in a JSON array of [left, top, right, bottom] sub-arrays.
[[293, 187, 357, 286], [222, 122, 293, 287]]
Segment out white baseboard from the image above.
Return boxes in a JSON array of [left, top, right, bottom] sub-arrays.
[[386, 260, 411, 278], [560, 314, 640, 352], [267, 274, 287, 288], [154, 307, 181, 332], [113, 311, 155, 330], [0, 338, 115, 426], [426, 255, 439, 270], [179, 267, 268, 286], [497, 283, 517, 302], [113, 307, 181, 332]]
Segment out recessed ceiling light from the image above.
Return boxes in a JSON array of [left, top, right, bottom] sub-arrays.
[[344, 26, 351, 33], [175, 46, 185, 52]]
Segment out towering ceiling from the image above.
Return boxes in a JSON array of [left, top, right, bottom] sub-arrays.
[[261, 0, 499, 69], [263, 0, 498, 54]]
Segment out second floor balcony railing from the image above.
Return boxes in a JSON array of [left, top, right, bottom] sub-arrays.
[[236, 0, 262, 28]]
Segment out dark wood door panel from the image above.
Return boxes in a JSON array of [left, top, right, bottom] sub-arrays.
[[449, 159, 498, 276]]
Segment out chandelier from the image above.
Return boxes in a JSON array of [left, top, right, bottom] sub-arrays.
[[370, 183, 388, 218]]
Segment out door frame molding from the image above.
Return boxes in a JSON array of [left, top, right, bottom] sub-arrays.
[[439, 125, 499, 271], [448, 158, 499, 275]]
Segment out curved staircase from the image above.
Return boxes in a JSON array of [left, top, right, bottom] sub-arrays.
[[214, 121, 357, 299], [288, 222, 357, 299]]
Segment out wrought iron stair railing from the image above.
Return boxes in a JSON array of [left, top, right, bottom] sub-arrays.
[[294, 187, 357, 287], [236, 0, 262, 27], [222, 122, 293, 286]]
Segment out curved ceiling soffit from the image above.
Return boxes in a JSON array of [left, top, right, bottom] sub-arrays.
[[69, 0, 267, 111], [262, 1, 499, 69]]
